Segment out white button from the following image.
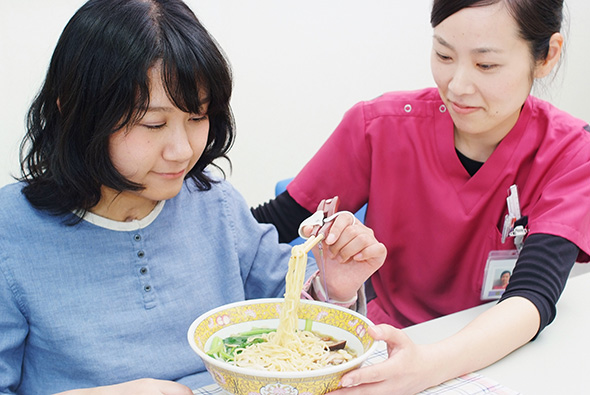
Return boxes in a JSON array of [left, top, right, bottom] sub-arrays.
[[439, 104, 447, 113], [404, 104, 412, 112]]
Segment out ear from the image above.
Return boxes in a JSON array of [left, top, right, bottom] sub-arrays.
[[534, 32, 563, 79]]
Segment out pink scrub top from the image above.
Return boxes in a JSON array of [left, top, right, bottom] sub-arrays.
[[288, 88, 590, 328]]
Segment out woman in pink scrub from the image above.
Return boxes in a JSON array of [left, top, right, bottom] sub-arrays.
[[253, 0, 590, 393]]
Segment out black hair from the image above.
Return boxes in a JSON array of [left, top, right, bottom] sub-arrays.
[[430, 0, 564, 63], [19, 0, 234, 219]]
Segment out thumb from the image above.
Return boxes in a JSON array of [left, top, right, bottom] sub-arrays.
[[369, 324, 409, 352]]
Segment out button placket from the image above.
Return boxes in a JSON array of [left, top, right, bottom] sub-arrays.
[[131, 231, 156, 308]]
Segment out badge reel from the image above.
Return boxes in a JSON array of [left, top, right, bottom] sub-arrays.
[[481, 185, 527, 300]]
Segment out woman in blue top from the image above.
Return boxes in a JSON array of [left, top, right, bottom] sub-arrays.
[[0, 1, 386, 394]]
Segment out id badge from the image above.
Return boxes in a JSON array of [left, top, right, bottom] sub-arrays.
[[481, 250, 518, 300]]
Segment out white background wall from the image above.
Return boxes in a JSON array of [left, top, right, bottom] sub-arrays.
[[1, 1, 589, 207]]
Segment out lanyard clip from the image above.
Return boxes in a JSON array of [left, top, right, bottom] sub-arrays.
[[501, 184, 527, 250]]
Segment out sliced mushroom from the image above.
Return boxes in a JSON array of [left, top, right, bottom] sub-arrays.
[[326, 339, 347, 351]]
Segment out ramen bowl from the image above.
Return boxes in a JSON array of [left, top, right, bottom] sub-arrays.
[[187, 298, 378, 395]]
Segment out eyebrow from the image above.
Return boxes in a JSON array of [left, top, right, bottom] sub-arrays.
[[433, 34, 503, 54], [145, 106, 174, 113], [145, 98, 211, 113]]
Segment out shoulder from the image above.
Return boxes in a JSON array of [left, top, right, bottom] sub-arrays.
[[333, 88, 447, 142], [527, 96, 590, 157], [178, 176, 243, 205], [0, 182, 66, 267], [528, 96, 590, 138], [0, 182, 38, 226], [171, 176, 249, 222], [350, 87, 444, 122], [173, 176, 280, 251], [0, 181, 24, 202]]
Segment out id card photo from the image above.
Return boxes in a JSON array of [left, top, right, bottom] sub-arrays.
[[481, 250, 518, 300]]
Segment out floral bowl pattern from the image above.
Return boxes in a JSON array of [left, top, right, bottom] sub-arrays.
[[187, 298, 377, 395]]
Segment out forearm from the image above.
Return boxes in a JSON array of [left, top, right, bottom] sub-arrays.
[[425, 234, 576, 387], [424, 297, 539, 386]]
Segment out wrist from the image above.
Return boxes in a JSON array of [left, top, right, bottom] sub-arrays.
[[311, 272, 358, 307]]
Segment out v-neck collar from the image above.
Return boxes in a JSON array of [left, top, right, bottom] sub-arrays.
[[435, 97, 533, 213]]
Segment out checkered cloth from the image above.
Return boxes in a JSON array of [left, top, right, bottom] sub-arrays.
[[192, 342, 520, 395]]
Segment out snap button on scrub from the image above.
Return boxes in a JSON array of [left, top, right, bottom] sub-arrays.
[[439, 104, 447, 113], [137, 250, 145, 258], [404, 104, 412, 112], [143, 285, 151, 292], [134, 234, 141, 242], [139, 267, 148, 275]]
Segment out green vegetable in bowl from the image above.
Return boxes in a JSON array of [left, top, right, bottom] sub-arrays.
[[207, 327, 276, 362]]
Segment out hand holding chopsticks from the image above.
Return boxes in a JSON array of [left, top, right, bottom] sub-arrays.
[[297, 197, 387, 304]]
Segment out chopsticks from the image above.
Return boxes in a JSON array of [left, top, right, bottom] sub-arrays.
[[302, 233, 324, 253]]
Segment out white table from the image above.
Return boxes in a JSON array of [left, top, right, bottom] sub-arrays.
[[402, 270, 590, 394]]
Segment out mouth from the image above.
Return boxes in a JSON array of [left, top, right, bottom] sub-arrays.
[[449, 101, 480, 115], [155, 169, 186, 179]]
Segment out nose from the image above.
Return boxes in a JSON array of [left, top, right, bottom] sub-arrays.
[[163, 124, 194, 162], [447, 64, 476, 96]]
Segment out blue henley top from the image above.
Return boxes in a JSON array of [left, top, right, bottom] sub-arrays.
[[0, 178, 312, 394]]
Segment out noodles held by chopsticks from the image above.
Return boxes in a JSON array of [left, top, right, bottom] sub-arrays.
[[273, 239, 310, 345]]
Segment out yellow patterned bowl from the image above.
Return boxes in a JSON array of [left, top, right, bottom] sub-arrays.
[[187, 298, 377, 395]]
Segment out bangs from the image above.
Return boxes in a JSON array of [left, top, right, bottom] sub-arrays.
[[124, 1, 232, 126], [161, 58, 209, 115], [157, 11, 231, 117]]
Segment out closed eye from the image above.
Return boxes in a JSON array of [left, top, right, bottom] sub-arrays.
[[477, 63, 498, 71], [435, 51, 452, 62], [190, 114, 208, 122], [143, 123, 166, 130]]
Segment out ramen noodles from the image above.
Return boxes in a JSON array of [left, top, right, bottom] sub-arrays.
[[207, 236, 356, 371]]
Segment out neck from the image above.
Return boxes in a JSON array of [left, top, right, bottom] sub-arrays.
[[90, 187, 159, 222], [453, 131, 498, 162]]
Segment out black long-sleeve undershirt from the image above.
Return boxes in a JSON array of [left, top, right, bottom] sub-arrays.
[[500, 233, 577, 334], [251, 190, 577, 335], [251, 191, 312, 243]]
